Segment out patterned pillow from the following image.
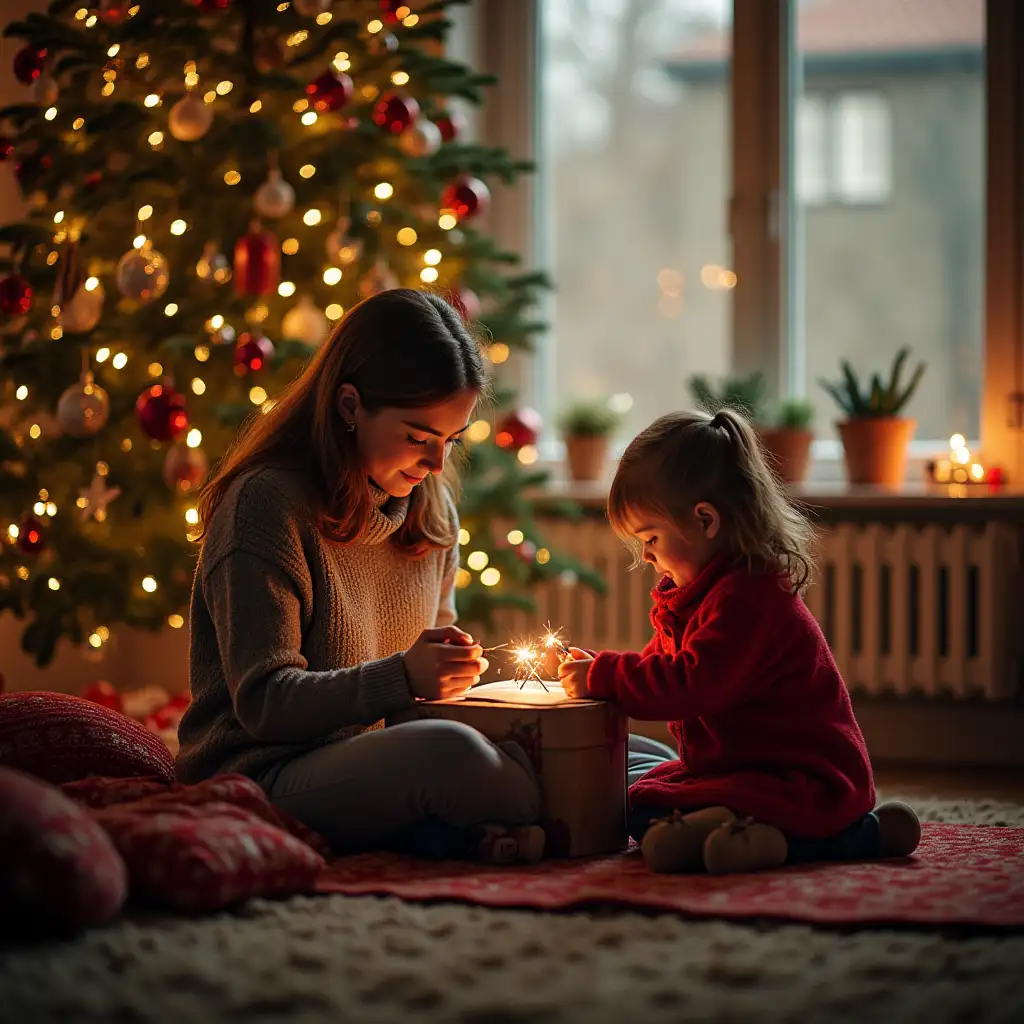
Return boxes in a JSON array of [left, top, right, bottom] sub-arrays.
[[94, 799, 326, 911], [0, 767, 128, 932], [0, 691, 175, 784]]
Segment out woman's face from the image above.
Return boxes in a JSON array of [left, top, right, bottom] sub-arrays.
[[342, 387, 478, 497]]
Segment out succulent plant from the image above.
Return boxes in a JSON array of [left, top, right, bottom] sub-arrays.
[[687, 371, 767, 423], [559, 397, 622, 437], [818, 347, 925, 419], [774, 397, 815, 430]]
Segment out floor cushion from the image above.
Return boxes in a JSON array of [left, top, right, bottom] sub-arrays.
[[0, 766, 128, 932], [0, 691, 175, 784]]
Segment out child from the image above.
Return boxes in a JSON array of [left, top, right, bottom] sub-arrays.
[[558, 407, 920, 875]]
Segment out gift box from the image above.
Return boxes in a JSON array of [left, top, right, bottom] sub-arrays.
[[392, 682, 628, 858]]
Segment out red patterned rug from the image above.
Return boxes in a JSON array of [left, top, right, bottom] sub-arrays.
[[317, 823, 1024, 928]]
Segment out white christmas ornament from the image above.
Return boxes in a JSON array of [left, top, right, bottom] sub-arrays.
[[293, 0, 331, 15], [325, 216, 363, 266], [115, 241, 169, 304], [253, 168, 295, 219], [282, 294, 330, 348], [58, 279, 104, 334], [57, 371, 109, 437], [168, 93, 214, 142], [77, 471, 121, 522], [398, 118, 442, 158]]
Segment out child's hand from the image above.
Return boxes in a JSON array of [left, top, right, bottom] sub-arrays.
[[404, 626, 489, 701], [557, 647, 594, 699]]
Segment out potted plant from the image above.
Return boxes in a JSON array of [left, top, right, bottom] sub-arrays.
[[559, 398, 621, 483], [818, 347, 925, 487], [687, 371, 768, 424], [760, 398, 815, 485]]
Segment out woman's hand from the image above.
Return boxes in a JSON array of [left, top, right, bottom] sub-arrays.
[[403, 625, 489, 701], [558, 647, 594, 699]]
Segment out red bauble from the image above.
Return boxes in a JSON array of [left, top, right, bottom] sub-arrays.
[[495, 408, 542, 451], [97, 0, 129, 25], [0, 274, 32, 316], [0, 136, 13, 162], [987, 466, 1006, 488], [15, 515, 46, 555], [434, 108, 467, 143], [14, 151, 52, 190], [136, 384, 188, 443], [306, 70, 353, 113], [440, 176, 490, 222], [233, 222, 280, 297], [447, 287, 480, 321], [83, 681, 123, 714], [372, 91, 419, 135], [13, 46, 47, 86], [234, 332, 275, 374], [196, 0, 230, 9], [379, 0, 405, 22], [83, 170, 102, 190]]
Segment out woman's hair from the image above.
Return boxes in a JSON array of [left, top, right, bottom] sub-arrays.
[[607, 407, 814, 592], [197, 288, 488, 556]]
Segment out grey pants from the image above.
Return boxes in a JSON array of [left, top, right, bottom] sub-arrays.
[[260, 720, 677, 853]]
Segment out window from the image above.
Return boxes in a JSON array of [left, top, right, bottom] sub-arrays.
[[537, 0, 735, 443], [796, 93, 892, 206], [791, 4, 985, 443], [515, 0, 1007, 479]]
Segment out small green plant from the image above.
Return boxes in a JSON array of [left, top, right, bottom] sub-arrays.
[[818, 346, 926, 419], [688, 371, 767, 423], [774, 397, 815, 430], [559, 397, 622, 437]]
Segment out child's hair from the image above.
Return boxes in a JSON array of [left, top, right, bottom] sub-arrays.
[[607, 407, 814, 592], [197, 288, 488, 556]]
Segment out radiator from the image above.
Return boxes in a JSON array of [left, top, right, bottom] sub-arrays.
[[491, 519, 1021, 701]]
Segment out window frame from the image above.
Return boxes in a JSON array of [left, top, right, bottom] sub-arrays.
[[477, 0, 1016, 486]]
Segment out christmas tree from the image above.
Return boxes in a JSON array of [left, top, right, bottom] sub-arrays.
[[0, 0, 599, 668]]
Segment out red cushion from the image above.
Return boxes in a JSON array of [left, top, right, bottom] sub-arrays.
[[94, 799, 325, 911], [0, 692, 175, 784], [0, 767, 128, 931], [61, 775, 174, 809]]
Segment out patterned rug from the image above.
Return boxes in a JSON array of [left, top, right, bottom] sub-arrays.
[[317, 823, 1024, 928]]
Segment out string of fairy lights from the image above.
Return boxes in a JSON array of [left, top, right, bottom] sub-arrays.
[[0, 0, 556, 661]]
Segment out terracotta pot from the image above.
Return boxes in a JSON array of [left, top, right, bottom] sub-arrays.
[[837, 417, 916, 487], [758, 427, 813, 485], [565, 434, 610, 483]]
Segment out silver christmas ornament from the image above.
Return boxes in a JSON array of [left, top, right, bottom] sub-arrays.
[[398, 118, 442, 158], [115, 241, 169, 304], [253, 168, 295, 219], [57, 371, 109, 438]]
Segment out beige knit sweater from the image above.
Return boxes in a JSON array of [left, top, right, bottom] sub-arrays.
[[175, 465, 459, 785]]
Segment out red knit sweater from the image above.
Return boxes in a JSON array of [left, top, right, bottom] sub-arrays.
[[588, 552, 875, 839]]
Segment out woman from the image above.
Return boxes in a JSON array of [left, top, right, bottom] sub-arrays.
[[176, 289, 543, 864]]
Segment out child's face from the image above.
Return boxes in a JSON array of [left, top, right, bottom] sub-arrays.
[[629, 505, 721, 587]]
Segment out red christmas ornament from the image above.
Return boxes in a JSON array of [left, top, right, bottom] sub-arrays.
[[987, 465, 1006, 488], [372, 91, 419, 135], [136, 383, 188, 442], [14, 151, 52, 190], [83, 170, 103, 190], [196, 0, 230, 9], [0, 136, 13, 162], [15, 515, 46, 555], [447, 287, 481, 321], [234, 222, 280, 297], [495, 408, 542, 451], [13, 46, 47, 86], [434, 108, 467, 143], [306, 70, 353, 113], [234, 332, 275, 374], [97, 1, 129, 25], [83, 681, 123, 714], [0, 274, 32, 316], [440, 176, 490, 222], [379, 0, 405, 22]]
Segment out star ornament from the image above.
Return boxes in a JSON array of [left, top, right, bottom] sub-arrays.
[[77, 472, 121, 522]]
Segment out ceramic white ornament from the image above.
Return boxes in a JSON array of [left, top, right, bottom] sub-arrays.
[[282, 294, 330, 347], [253, 168, 295, 219], [168, 93, 214, 142]]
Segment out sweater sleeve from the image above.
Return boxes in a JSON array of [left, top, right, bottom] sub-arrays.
[[587, 586, 770, 720], [203, 550, 414, 743]]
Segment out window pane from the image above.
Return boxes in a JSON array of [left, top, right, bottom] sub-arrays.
[[792, 0, 985, 442], [539, 0, 734, 441], [797, 94, 832, 205]]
